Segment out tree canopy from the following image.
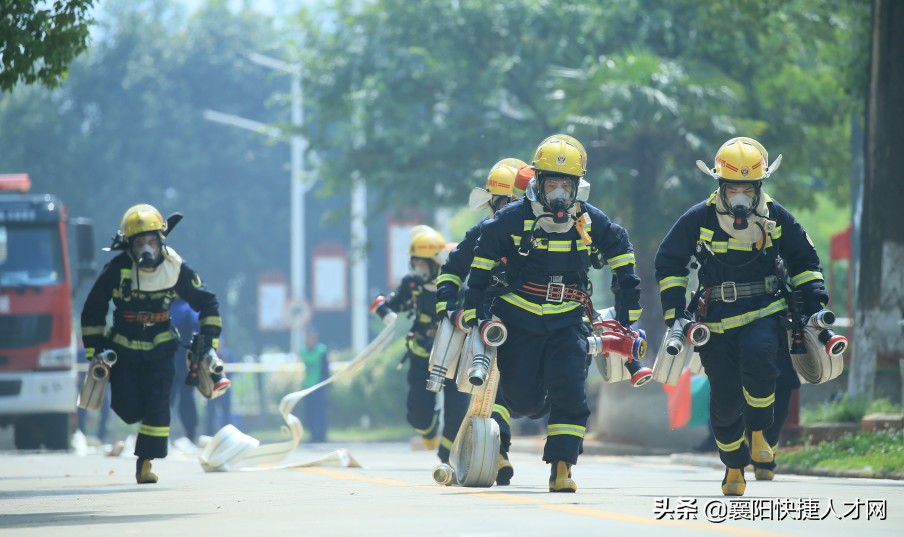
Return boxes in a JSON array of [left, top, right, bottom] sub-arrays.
[[0, 0, 96, 91]]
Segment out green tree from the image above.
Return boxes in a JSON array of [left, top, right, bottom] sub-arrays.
[[0, 0, 95, 91]]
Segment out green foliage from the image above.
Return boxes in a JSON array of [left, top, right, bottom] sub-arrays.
[[0, 0, 95, 91], [780, 430, 904, 475], [801, 394, 902, 424], [327, 336, 409, 429]]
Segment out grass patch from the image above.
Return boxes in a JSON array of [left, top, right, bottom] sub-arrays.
[[800, 395, 901, 424], [780, 430, 904, 475]]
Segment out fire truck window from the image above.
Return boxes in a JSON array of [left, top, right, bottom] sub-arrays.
[[0, 225, 64, 286]]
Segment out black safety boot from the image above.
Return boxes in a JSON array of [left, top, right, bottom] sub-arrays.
[[496, 452, 514, 486]]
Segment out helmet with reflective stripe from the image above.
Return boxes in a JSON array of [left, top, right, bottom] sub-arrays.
[[409, 226, 446, 263], [485, 158, 528, 197], [713, 137, 769, 182], [538, 134, 588, 168], [120, 204, 167, 240]]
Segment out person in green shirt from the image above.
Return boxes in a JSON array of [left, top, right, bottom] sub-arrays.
[[300, 326, 330, 442]]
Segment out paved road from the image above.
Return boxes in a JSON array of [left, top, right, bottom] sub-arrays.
[[0, 441, 900, 537]]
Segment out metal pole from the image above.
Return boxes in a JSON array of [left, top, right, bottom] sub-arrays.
[[351, 174, 368, 352], [290, 69, 306, 356]]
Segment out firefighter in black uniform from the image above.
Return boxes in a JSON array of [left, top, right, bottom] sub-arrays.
[[654, 138, 829, 496], [462, 137, 643, 492], [81, 204, 229, 484], [436, 156, 532, 486], [371, 226, 468, 464]]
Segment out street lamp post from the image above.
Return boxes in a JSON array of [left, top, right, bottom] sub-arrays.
[[205, 52, 308, 355]]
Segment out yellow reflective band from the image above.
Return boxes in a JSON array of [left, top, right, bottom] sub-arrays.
[[436, 273, 462, 288], [120, 268, 132, 278], [500, 293, 582, 316], [576, 241, 589, 252], [703, 298, 787, 334], [763, 193, 773, 203], [493, 404, 511, 425], [436, 301, 448, 314], [407, 340, 430, 358], [716, 435, 745, 452], [699, 227, 714, 242], [727, 238, 753, 251], [664, 308, 676, 322], [629, 309, 642, 322], [463, 309, 476, 323], [85, 348, 96, 359], [82, 325, 106, 336], [790, 271, 823, 287], [548, 240, 572, 252], [743, 387, 775, 408], [440, 437, 454, 450], [706, 192, 718, 206], [471, 257, 495, 271], [547, 423, 586, 438], [211, 338, 219, 350], [200, 316, 222, 327], [511, 235, 522, 246], [110, 331, 176, 351], [138, 424, 170, 438], [607, 253, 635, 269], [658, 276, 689, 292], [771, 226, 782, 239], [710, 241, 729, 253], [523, 220, 535, 231], [417, 313, 432, 323], [414, 414, 438, 436]]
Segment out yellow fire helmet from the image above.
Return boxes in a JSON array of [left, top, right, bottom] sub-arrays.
[[696, 137, 783, 182], [486, 158, 528, 196], [538, 134, 588, 167], [469, 157, 529, 211], [119, 204, 167, 240], [531, 138, 586, 178], [408, 226, 446, 263]]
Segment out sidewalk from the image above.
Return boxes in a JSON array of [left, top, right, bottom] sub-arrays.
[[510, 435, 904, 480]]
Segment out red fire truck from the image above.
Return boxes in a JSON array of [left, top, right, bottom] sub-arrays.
[[0, 174, 94, 449]]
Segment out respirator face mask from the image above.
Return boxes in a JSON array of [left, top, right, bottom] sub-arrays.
[[132, 233, 162, 268], [722, 184, 758, 230], [542, 177, 575, 223]]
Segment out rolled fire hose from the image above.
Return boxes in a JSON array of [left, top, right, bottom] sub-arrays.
[[199, 315, 398, 472]]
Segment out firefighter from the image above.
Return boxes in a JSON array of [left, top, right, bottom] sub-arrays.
[[654, 137, 829, 496], [462, 136, 643, 492], [371, 227, 469, 464], [80, 204, 230, 484], [436, 156, 532, 485]]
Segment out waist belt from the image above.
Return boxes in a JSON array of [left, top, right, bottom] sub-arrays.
[[518, 281, 593, 317], [120, 311, 170, 324], [704, 277, 778, 303]]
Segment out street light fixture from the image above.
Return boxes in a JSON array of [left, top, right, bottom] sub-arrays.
[[204, 51, 309, 355]]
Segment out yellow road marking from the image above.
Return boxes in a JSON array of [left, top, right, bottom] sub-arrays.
[[299, 467, 792, 537]]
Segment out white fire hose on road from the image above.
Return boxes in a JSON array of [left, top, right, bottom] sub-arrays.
[[199, 314, 398, 472]]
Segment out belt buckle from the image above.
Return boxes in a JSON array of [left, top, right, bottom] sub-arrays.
[[720, 282, 738, 303], [135, 311, 151, 323], [546, 282, 565, 303]]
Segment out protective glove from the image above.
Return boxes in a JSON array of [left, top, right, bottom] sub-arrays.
[[613, 287, 641, 328]]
